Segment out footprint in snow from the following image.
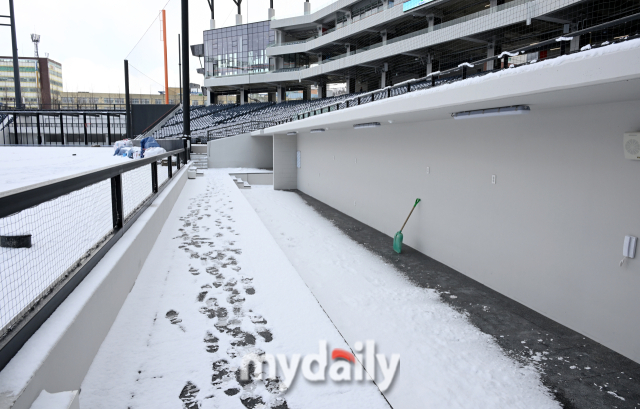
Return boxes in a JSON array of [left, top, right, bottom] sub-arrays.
[[179, 381, 200, 409]]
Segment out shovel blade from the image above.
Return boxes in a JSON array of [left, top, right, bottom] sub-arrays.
[[393, 231, 403, 254]]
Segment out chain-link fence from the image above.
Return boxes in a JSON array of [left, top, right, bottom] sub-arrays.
[[0, 146, 187, 370]]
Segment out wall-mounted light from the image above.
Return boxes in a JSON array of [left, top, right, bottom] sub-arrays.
[[287, 131, 298, 136], [353, 122, 381, 129], [452, 105, 530, 119], [310, 128, 326, 133]]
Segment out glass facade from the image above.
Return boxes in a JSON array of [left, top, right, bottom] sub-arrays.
[[204, 21, 275, 77]]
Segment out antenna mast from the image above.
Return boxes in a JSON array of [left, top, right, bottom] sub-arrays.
[[31, 34, 40, 58]]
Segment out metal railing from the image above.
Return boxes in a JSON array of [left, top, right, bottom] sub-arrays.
[[0, 144, 188, 370], [1, 109, 128, 146], [204, 119, 291, 140]]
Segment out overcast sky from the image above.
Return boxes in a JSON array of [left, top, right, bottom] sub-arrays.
[[0, 0, 334, 95]]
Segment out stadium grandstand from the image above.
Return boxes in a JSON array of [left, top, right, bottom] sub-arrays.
[[134, 0, 640, 142], [195, 0, 639, 102]]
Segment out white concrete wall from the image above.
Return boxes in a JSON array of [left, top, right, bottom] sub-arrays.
[[0, 169, 188, 409], [207, 134, 273, 169], [273, 134, 297, 190], [296, 99, 640, 363], [229, 173, 274, 185]]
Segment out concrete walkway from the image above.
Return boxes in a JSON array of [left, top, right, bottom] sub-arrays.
[[80, 170, 390, 409]]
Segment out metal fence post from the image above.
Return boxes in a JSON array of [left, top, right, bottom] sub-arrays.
[[13, 113, 18, 145], [151, 162, 158, 193], [176, 153, 181, 170], [503, 55, 508, 69], [36, 114, 41, 145], [59, 113, 65, 145], [462, 66, 467, 79], [83, 113, 88, 145], [106, 113, 111, 145], [168, 155, 173, 178], [431, 75, 436, 87], [183, 138, 188, 165], [110, 174, 124, 229]]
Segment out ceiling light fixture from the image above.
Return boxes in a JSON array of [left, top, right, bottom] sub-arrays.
[[287, 131, 298, 136], [452, 105, 530, 119], [310, 128, 326, 133], [353, 122, 381, 129]]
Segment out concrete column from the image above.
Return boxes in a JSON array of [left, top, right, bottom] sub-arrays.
[[486, 40, 495, 71], [345, 44, 351, 56], [239, 90, 244, 105], [304, 1, 311, 15], [303, 86, 310, 101], [320, 84, 326, 99], [426, 15, 435, 32], [426, 54, 432, 76], [570, 36, 581, 52], [348, 77, 356, 94], [490, 0, 497, 12], [268, 8, 275, 19], [380, 30, 387, 46], [268, 92, 275, 102], [277, 85, 285, 103], [236, 14, 242, 25], [274, 29, 281, 45], [317, 24, 323, 37], [381, 63, 388, 88], [273, 133, 298, 190], [210, 19, 216, 29]]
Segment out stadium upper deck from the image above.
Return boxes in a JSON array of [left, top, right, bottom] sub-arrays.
[[196, 0, 640, 102]]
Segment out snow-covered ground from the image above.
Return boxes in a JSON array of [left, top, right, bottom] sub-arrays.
[[0, 146, 126, 193], [0, 146, 176, 333], [81, 170, 390, 409], [242, 186, 560, 409]]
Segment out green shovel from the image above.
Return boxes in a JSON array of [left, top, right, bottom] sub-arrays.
[[393, 198, 421, 254]]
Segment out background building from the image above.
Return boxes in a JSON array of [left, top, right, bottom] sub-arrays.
[[0, 56, 62, 109], [60, 87, 207, 110]]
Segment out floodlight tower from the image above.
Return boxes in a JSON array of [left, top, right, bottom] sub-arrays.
[[31, 33, 40, 58], [207, 0, 215, 29], [233, 0, 242, 25]]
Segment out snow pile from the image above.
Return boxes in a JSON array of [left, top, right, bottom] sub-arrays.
[[243, 187, 560, 409]]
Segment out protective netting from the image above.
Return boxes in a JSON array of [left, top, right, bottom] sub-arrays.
[[0, 181, 112, 333], [0, 155, 181, 339], [122, 166, 154, 220]]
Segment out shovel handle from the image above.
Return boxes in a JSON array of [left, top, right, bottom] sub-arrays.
[[400, 198, 421, 232]]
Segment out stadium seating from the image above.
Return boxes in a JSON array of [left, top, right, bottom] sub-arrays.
[[146, 93, 362, 141]]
